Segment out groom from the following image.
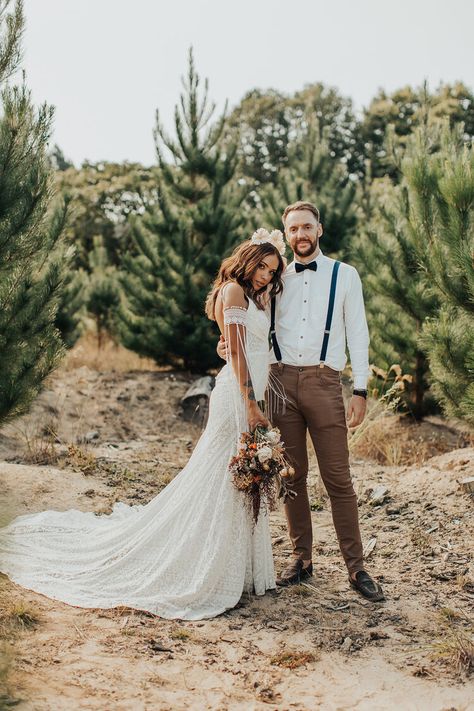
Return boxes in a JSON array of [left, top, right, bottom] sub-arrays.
[[267, 201, 383, 601], [219, 200, 384, 601]]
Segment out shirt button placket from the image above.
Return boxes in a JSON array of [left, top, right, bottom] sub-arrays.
[[299, 274, 310, 362]]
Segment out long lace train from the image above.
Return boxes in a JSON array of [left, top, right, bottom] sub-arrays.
[[0, 299, 276, 620]]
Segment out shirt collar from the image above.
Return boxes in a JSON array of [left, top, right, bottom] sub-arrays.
[[286, 248, 324, 273]]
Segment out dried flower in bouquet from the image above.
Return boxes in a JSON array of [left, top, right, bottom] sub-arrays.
[[229, 426, 296, 524]]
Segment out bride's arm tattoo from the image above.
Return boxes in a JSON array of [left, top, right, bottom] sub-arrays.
[[244, 378, 256, 401]]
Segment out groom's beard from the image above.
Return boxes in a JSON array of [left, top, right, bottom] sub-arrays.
[[293, 237, 318, 259]]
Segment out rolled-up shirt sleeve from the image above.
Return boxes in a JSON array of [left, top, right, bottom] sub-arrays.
[[344, 267, 370, 389]]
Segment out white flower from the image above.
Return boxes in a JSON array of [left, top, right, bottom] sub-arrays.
[[257, 445, 273, 463], [250, 227, 286, 255], [265, 429, 281, 445], [251, 228, 270, 245], [268, 229, 286, 255]]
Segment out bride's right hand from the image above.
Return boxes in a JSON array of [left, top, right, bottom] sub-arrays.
[[247, 402, 271, 431]]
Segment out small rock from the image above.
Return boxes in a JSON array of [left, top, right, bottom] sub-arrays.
[[84, 430, 99, 443], [148, 639, 172, 653], [272, 536, 285, 545], [341, 636, 352, 652], [363, 537, 377, 558], [365, 617, 379, 628], [369, 630, 390, 641], [265, 622, 289, 631], [370, 485, 389, 505]]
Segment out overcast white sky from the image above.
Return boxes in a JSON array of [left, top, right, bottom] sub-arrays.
[[22, 0, 474, 167]]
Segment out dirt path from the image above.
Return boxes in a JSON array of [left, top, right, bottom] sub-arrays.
[[1, 368, 473, 710]]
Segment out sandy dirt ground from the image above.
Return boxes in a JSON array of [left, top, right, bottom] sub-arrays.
[[0, 365, 473, 710]]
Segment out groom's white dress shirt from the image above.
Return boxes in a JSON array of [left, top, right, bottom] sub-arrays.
[[270, 249, 370, 389]]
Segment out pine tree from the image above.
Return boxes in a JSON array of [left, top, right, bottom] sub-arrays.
[[355, 124, 441, 419], [87, 235, 120, 349], [0, 0, 69, 426], [55, 264, 87, 348], [406, 126, 474, 423], [117, 49, 244, 371], [260, 116, 357, 257], [358, 82, 474, 180]]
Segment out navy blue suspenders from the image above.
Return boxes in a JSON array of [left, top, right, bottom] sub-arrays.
[[270, 260, 340, 365], [319, 260, 341, 364], [270, 296, 282, 361]]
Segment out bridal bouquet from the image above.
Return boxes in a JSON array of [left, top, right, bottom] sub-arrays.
[[229, 426, 296, 524]]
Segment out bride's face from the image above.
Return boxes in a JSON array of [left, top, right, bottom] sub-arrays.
[[251, 253, 280, 292]]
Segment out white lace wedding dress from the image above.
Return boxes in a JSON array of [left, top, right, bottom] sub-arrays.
[[0, 300, 276, 619]]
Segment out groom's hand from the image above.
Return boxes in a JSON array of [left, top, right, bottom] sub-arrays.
[[216, 335, 228, 361], [346, 395, 367, 428]]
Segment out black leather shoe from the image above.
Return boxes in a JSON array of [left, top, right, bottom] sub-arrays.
[[276, 559, 313, 587], [349, 570, 385, 602]]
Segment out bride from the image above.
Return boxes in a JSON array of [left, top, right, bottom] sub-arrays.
[[0, 230, 286, 620]]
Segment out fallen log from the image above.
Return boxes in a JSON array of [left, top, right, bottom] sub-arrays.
[[459, 476, 474, 494], [180, 376, 214, 427]]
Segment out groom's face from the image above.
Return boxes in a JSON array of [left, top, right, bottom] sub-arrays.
[[285, 209, 322, 260]]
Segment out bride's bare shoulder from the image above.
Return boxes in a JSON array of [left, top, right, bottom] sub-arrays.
[[220, 282, 248, 309]]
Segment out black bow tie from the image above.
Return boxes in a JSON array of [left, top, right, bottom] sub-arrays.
[[295, 261, 317, 273]]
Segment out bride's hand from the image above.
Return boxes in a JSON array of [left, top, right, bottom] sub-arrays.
[[247, 402, 271, 431], [216, 335, 228, 361]]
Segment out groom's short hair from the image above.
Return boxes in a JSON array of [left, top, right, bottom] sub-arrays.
[[282, 201, 320, 226]]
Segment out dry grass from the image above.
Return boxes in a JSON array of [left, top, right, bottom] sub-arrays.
[[270, 650, 317, 669], [456, 574, 474, 593], [169, 627, 194, 642], [64, 331, 162, 372], [347, 371, 470, 466], [6, 420, 60, 466], [19, 437, 59, 466], [286, 585, 312, 597], [6, 603, 39, 630], [429, 629, 474, 678], [62, 444, 97, 476], [439, 607, 464, 623], [0, 598, 41, 638], [350, 414, 468, 466], [0, 587, 40, 707]]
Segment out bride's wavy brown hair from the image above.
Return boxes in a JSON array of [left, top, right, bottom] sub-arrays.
[[205, 240, 285, 321]]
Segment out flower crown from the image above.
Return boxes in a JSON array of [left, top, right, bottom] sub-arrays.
[[250, 228, 286, 255]]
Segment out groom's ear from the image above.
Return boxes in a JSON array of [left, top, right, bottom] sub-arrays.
[[318, 222, 323, 238]]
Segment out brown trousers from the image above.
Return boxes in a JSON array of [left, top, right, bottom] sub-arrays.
[[268, 363, 363, 574]]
